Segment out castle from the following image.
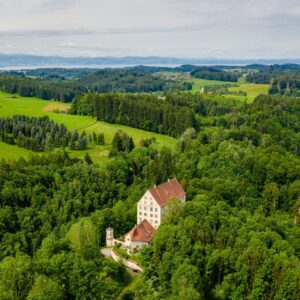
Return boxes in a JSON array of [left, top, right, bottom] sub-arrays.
[[106, 178, 186, 251]]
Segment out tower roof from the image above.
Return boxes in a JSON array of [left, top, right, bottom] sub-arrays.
[[148, 178, 186, 207], [127, 219, 156, 242]]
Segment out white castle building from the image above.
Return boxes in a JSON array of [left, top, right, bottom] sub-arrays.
[[106, 178, 186, 251]]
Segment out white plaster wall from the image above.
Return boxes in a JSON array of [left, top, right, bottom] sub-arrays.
[[137, 190, 162, 228]]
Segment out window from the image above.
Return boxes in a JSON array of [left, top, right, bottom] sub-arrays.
[[155, 220, 158, 224], [139, 211, 142, 215], [155, 214, 158, 218], [144, 213, 147, 216], [150, 214, 153, 218], [155, 208, 158, 212], [150, 207, 153, 212], [144, 207, 147, 211]]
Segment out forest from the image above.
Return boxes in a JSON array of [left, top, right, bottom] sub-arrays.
[[70, 93, 196, 137], [246, 64, 300, 96], [0, 69, 192, 102], [191, 67, 239, 82], [0, 89, 299, 299]]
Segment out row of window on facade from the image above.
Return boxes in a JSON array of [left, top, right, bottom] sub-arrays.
[[139, 211, 158, 218], [139, 205, 158, 212]]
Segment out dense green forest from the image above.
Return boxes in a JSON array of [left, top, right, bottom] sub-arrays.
[[70, 92, 240, 138], [0, 90, 300, 299], [0, 69, 192, 102], [0, 75, 80, 102], [191, 67, 239, 82], [70, 93, 196, 137], [137, 95, 300, 299]]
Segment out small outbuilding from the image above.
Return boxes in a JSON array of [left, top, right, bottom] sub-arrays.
[[125, 219, 156, 250]]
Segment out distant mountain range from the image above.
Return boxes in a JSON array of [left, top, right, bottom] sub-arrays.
[[0, 54, 300, 69]]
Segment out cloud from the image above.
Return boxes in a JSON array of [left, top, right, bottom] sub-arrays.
[[0, 0, 299, 58]]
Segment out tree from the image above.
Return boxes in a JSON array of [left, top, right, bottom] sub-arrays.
[[77, 136, 87, 150], [144, 147, 174, 184], [66, 218, 97, 257], [73, 130, 79, 141], [27, 275, 65, 300], [110, 130, 134, 157], [0, 255, 33, 300], [263, 182, 280, 216], [84, 153, 93, 165], [97, 133, 105, 145], [69, 138, 76, 150]]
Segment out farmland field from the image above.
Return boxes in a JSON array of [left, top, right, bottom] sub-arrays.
[[227, 83, 270, 102], [187, 77, 269, 102], [0, 91, 177, 163], [188, 78, 235, 92]]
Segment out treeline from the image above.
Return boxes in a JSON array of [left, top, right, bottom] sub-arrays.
[[0, 75, 80, 102], [0, 69, 192, 102], [165, 92, 236, 117], [191, 67, 239, 82], [269, 78, 300, 96], [23, 68, 97, 79], [71, 93, 195, 137], [246, 64, 300, 96], [79, 69, 167, 93]]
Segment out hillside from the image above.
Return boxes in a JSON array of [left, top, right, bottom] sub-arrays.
[[0, 91, 176, 163]]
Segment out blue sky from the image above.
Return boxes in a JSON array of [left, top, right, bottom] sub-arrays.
[[0, 0, 299, 58]]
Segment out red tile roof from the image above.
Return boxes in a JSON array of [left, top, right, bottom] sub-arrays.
[[127, 219, 156, 242], [149, 178, 186, 207]]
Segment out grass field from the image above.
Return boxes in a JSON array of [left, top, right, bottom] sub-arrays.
[[0, 91, 177, 163], [188, 78, 235, 92], [0, 141, 32, 160], [227, 83, 269, 102], [187, 77, 269, 102]]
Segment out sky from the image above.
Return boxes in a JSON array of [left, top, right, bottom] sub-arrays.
[[0, 0, 299, 58]]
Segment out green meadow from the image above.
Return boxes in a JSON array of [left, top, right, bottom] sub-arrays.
[[189, 78, 234, 91], [188, 77, 269, 102], [227, 83, 270, 102], [0, 91, 177, 163], [0, 141, 32, 160]]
